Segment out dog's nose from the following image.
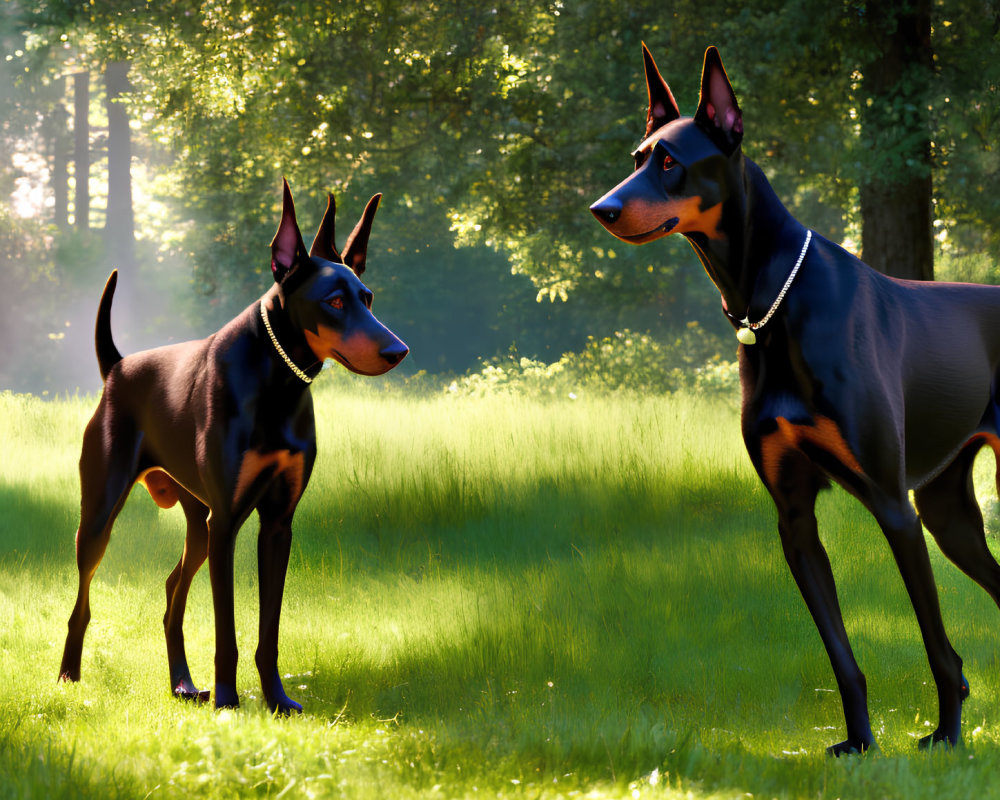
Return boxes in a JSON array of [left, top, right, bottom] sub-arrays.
[[590, 196, 622, 224], [380, 340, 408, 366]]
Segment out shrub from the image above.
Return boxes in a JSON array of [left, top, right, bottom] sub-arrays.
[[448, 322, 739, 399]]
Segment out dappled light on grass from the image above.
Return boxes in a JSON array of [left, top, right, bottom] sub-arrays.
[[6, 389, 1000, 796]]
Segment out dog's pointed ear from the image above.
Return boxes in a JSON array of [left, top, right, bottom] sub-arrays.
[[642, 43, 680, 136], [694, 46, 743, 153], [309, 192, 343, 262], [270, 179, 309, 283], [341, 193, 381, 277]]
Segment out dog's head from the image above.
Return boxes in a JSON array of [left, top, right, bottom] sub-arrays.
[[590, 46, 743, 245], [269, 180, 408, 376]]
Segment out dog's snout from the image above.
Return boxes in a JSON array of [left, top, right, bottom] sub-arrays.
[[380, 340, 409, 366], [590, 196, 622, 224]]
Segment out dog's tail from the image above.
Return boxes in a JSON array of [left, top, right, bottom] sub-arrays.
[[95, 270, 123, 382]]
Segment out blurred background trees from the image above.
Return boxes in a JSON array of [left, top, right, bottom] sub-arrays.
[[2, 0, 999, 394]]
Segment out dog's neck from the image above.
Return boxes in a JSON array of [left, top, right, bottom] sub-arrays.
[[258, 286, 324, 385], [685, 155, 808, 328]]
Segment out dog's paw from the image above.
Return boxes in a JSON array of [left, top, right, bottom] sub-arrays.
[[918, 730, 960, 750], [826, 738, 875, 757], [173, 685, 211, 703], [214, 683, 241, 709], [270, 696, 303, 716], [261, 667, 303, 715]]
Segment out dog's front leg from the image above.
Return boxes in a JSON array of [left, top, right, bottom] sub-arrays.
[[255, 507, 302, 715], [780, 524, 874, 755], [764, 455, 875, 755], [208, 511, 242, 709]]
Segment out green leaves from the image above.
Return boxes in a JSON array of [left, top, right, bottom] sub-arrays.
[[9, 0, 1000, 375]]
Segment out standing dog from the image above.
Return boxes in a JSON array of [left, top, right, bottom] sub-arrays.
[[59, 180, 407, 713], [591, 46, 1000, 754]]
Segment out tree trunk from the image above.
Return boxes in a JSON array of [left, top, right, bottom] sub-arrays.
[[859, 172, 933, 280], [859, 0, 934, 281], [73, 71, 90, 231], [105, 61, 135, 271], [50, 98, 70, 231]]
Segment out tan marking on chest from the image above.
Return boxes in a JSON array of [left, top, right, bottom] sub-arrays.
[[760, 416, 864, 488], [234, 449, 305, 508]]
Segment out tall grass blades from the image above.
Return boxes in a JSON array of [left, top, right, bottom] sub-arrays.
[[4, 387, 1000, 798]]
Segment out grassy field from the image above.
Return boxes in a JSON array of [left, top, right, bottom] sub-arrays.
[[4, 381, 1000, 798]]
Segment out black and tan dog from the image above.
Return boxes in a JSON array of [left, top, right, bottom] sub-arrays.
[[59, 180, 407, 713], [591, 46, 1000, 754]]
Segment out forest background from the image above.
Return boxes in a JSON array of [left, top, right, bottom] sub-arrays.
[[2, 0, 999, 395]]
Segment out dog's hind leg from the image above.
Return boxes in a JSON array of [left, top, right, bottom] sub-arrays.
[[915, 441, 1000, 610], [913, 439, 1000, 713], [873, 490, 965, 749], [254, 475, 308, 715], [58, 413, 140, 683], [763, 454, 874, 755], [164, 484, 211, 701]]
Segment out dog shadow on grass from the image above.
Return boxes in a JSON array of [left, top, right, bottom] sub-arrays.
[[8, 463, 1000, 792], [287, 477, 1000, 779]]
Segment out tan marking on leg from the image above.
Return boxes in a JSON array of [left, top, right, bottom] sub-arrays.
[[964, 432, 1000, 497]]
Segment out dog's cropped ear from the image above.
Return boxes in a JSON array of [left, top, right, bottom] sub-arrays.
[[642, 43, 680, 137], [694, 46, 743, 154], [341, 193, 382, 277], [271, 179, 309, 283], [309, 192, 342, 262]]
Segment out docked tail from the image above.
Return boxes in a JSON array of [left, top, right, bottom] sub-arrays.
[[95, 270, 123, 381]]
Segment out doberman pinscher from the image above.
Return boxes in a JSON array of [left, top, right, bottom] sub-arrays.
[[58, 180, 407, 713], [591, 45, 1000, 754]]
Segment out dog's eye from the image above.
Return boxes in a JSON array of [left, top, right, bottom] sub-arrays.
[[328, 296, 344, 310], [663, 153, 676, 170]]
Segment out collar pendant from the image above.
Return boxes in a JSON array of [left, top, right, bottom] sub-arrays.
[[736, 230, 812, 346]]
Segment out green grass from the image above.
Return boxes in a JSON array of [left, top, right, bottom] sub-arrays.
[[4, 382, 1000, 798]]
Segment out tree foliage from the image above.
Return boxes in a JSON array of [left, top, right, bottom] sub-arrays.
[[4, 1, 1000, 392]]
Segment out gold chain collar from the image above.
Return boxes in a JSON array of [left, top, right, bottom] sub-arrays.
[[260, 300, 313, 384]]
